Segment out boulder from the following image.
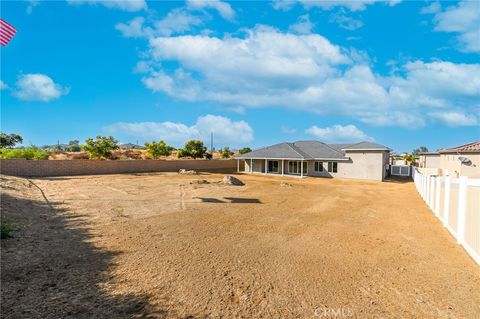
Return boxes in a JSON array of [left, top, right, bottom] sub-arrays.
[[179, 169, 197, 175], [222, 175, 244, 186], [280, 181, 293, 187]]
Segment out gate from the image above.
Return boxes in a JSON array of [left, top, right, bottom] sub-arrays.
[[391, 165, 411, 177]]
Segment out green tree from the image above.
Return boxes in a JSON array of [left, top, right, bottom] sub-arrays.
[[0, 147, 48, 160], [177, 140, 207, 159], [66, 140, 81, 152], [0, 133, 23, 148], [239, 147, 252, 155], [403, 153, 417, 164], [82, 136, 119, 159], [412, 146, 429, 155], [220, 147, 233, 159], [145, 140, 174, 159]]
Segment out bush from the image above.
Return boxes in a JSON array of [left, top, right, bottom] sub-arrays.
[[1, 223, 16, 239], [0, 133, 23, 148], [145, 140, 174, 159], [177, 140, 207, 159], [66, 140, 81, 152], [0, 147, 49, 160], [82, 136, 119, 159], [239, 147, 252, 154], [220, 147, 233, 159], [204, 152, 213, 160]]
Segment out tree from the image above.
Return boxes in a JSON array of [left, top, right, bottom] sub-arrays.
[[145, 140, 174, 159], [82, 136, 119, 159], [403, 153, 417, 164], [177, 140, 207, 159], [0, 133, 23, 148], [239, 147, 252, 155], [220, 147, 233, 159], [412, 146, 428, 155], [66, 140, 81, 152]]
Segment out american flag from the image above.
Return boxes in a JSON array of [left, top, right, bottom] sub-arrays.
[[0, 18, 17, 46]]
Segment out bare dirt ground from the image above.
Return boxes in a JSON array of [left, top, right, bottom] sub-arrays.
[[1, 173, 479, 318]]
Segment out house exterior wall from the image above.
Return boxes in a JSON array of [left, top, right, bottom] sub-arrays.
[[439, 153, 480, 178], [419, 154, 440, 168], [241, 150, 389, 181]]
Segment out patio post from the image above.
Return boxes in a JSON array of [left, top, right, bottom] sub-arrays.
[[282, 159, 284, 176], [250, 159, 253, 174], [301, 160, 304, 178], [265, 159, 268, 175], [237, 159, 240, 173]]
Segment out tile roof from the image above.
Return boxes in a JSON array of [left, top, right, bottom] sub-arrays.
[[439, 141, 480, 153], [236, 140, 389, 159]]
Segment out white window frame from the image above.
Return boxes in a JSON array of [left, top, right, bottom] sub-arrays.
[[328, 161, 338, 173], [314, 161, 323, 172], [288, 161, 307, 175]]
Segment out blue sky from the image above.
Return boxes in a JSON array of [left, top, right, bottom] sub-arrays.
[[1, 0, 479, 152]]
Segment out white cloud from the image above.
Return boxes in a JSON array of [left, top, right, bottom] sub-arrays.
[[272, 0, 296, 11], [0, 80, 7, 90], [330, 10, 363, 30], [429, 111, 478, 127], [186, 0, 235, 20], [426, 0, 480, 53], [104, 115, 253, 147], [299, 0, 401, 11], [305, 124, 372, 142], [67, 0, 147, 11], [26, 0, 39, 14], [138, 27, 480, 128], [289, 15, 314, 34], [116, 9, 204, 39], [14, 74, 69, 102]]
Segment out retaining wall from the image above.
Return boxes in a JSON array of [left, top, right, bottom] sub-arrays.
[[0, 159, 240, 177]]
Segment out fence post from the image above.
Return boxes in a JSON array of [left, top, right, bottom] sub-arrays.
[[430, 176, 436, 209], [444, 175, 451, 227], [435, 176, 441, 216], [426, 174, 431, 204], [457, 176, 468, 244]]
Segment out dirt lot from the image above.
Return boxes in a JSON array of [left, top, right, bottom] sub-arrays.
[[1, 173, 479, 318]]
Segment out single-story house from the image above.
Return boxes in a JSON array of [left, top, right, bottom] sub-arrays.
[[419, 141, 480, 178], [235, 141, 390, 181]]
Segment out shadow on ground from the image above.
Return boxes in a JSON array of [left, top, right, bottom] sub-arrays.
[[383, 176, 413, 184], [0, 183, 168, 319], [195, 197, 262, 204]]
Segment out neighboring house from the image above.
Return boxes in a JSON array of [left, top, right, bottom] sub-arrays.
[[235, 141, 390, 181], [418, 141, 480, 178], [418, 152, 441, 169]]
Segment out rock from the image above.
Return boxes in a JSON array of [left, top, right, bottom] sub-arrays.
[[179, 169, 197, 175], [280, 181, 293, 187], [222, 175, 244, 186]]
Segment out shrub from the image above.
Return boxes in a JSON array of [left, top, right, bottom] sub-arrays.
[[1, 223, 16, 239], [0, 133, 23, 148], [0, 147, 49, 160], [239, 147, 252, 154], [220, 147, 233, 159], [204, 152, 213, 160], [177, 140, 207, 159], [145, 140, 174, 159], [82, 136, 119, 159]]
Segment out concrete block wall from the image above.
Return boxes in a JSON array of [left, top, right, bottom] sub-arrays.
[[0, 159, 241, 177]]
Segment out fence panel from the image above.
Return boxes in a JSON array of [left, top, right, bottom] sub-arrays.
[[413, 168, 480, 266]]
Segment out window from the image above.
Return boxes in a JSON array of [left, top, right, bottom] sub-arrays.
[[288, 161, 307, 174], [268, 160, 279, 173], [314, 161, 323, 172], [328, 162, 338, 173]]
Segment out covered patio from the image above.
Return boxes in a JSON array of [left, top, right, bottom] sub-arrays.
[[236, 158, 309, 178]]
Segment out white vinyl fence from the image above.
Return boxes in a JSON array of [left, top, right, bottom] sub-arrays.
[[413, 168, 480, 265]]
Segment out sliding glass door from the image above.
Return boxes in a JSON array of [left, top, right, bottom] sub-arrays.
[[287, 161, 307, 175]]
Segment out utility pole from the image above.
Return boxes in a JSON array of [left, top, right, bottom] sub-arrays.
[[210, 132, 214, 153]]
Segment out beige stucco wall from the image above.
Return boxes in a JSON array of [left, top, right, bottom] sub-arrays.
[[440, 153, 480, 178], [241, 150, 389, 181], [419, 154, 440, 168]]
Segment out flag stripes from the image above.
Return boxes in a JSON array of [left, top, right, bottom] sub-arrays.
[[0, 18, 17, 46]]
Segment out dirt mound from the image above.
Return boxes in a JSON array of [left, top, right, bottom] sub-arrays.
[[179, 169, 198, 175], [190, 179, 210, 185], [280, 181, 293, 187], [221, 175, 244, 186]]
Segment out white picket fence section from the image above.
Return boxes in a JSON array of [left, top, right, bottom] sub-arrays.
[[413, 168, 480, 265]]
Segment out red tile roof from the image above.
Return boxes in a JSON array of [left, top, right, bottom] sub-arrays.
[[439, 141, 480, 153]]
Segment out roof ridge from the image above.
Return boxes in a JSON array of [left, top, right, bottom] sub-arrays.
[[286, 142, 307, 159], [319, 141, 347, 156], [442, 141, 480, 151]]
